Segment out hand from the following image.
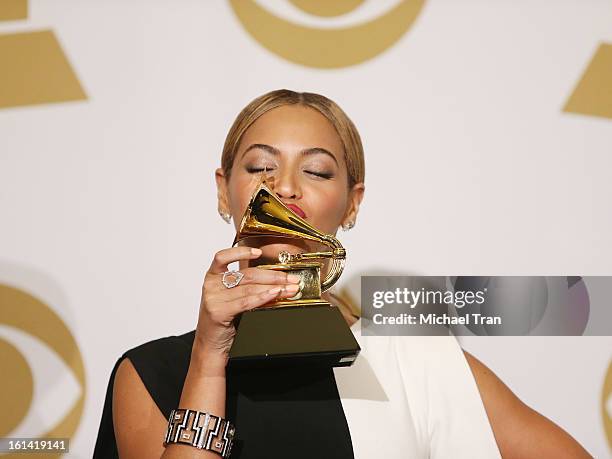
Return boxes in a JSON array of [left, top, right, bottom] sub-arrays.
[[194, 246, 301, 361]]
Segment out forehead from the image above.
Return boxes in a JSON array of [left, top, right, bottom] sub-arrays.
[[238, 105, 344, 158]]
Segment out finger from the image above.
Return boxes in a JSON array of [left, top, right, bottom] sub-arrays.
[[208, 247, 262, 274], [235, 267, 301, 286], [229, 286, 300, 314], [217, 282, 300, 303], [206, 266, 301, 294]]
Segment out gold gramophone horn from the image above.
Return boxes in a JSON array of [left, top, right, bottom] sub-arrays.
[[233, 180, 346, 292], [228, 179, 360, 368]]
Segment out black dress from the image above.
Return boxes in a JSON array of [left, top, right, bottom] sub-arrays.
[[92, 330, 355, 458]]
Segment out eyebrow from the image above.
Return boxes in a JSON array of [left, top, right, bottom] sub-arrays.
[[241, 143, 339, 166]]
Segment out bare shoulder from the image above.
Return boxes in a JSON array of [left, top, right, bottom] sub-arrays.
[[463, 350, 593, 459], [113, 357, 167, 459]]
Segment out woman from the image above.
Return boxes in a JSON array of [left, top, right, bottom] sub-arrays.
[[93, 89, 592, 458]]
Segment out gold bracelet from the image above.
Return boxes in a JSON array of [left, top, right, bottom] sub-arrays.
[[163, 408, 235, 458]]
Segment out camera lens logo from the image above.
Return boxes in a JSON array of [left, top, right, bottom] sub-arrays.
[[451, 277, 590, 336], [604, 360, 612, 451], [229, 0, 426, 68], [0, 284, 85, 454]]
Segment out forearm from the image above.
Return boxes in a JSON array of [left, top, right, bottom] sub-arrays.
[[160, 343, 228, 459]]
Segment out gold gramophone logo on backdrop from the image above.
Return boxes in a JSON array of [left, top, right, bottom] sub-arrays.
[[229, 0, 426, 68], [564, 42, 612, 120], [0, 0, 86, 109], [0, 284, 85, 459]]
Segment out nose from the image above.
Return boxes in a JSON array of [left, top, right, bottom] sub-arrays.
[[270, 167, 301, 200]]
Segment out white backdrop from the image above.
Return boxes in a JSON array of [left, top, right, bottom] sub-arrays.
[[1, 1, 611, 457]]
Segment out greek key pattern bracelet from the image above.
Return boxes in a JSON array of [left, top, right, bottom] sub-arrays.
[[163, 408, 235, 458]]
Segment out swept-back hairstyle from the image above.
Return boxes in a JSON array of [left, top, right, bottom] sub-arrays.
[[221, 89, 365, 188]]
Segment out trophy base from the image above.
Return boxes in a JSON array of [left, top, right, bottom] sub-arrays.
[[228, 304, 360, 369]]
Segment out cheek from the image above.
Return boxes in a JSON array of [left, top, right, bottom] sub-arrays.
[[306, 184, 348, 233], [227, 173, 259, 217], [227, 172, 349, 235]]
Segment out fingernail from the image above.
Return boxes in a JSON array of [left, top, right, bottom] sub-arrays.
[[268, 287, 281, 294], [251, 248, 262, 256], [287, 274, 301, 283], [285, 284, 300, 292]]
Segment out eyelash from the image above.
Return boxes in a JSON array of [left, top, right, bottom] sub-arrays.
[[308, 171, 334, 179], [246, 167, 271, 174], [246, 167, 333, 180]]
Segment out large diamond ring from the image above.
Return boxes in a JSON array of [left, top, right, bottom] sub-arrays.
[[222, 270, 244, 289]]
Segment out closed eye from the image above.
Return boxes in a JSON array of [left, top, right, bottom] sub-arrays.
[[246, 167, 333, 179], [246, 166, 275, 174], [305, 170, 334, 179]]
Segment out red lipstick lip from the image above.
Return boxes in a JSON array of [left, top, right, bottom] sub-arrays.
[[285, 203, 307, 219]]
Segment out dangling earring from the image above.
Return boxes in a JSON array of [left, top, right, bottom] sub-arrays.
[[219, 210, 232, 224], [341, 221, 355, 231]]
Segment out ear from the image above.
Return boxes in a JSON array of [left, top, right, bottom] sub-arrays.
[[215, 167, 230, 216], [342, 182, 365, 228]]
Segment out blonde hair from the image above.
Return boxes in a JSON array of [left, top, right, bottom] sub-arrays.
[[221, 89, 365, 188]]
